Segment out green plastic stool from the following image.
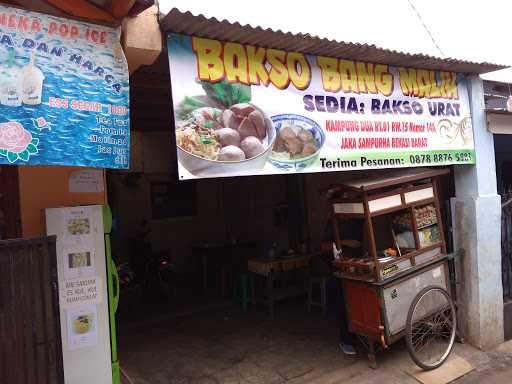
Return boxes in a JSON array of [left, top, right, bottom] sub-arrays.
[[234, 273, 250, 311]]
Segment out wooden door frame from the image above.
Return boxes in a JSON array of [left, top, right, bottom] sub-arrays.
[[0, 165, 22, 239]]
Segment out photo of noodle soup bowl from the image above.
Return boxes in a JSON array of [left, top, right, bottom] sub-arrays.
[[269, 114, 325, 171], [72, 314, 93, 334], [175, 103, 276, 177]]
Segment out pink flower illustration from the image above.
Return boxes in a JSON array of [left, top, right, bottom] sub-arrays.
[[0, 121, 32, 154]]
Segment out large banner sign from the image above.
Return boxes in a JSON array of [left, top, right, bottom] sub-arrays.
[[0, 5, 129, 169], [167, 33, 474, 180]]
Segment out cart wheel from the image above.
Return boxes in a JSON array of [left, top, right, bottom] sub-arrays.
[[406, 285, 456, 371]]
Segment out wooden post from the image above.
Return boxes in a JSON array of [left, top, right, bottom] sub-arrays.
[[362, 192, 379, 281], [432, 177, 447, 253], [409, 206, 420, 266], [121, 6, 162, 74], [331, 207, 342, 250]]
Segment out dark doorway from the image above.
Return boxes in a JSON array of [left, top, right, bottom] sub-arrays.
[[494, 133, 512, 340]]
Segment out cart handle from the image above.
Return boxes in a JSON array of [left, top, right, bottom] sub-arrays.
[[379, 326, 388, 349]]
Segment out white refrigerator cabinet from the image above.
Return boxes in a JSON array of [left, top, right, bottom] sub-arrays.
[[46, 205, 112, 384]]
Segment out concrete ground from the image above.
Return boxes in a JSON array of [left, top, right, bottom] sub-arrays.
[[118, 301, 512, 384], [454, 341, 512, 384]]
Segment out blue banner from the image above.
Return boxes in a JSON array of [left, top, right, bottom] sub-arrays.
[[0, 5, 129, 169]]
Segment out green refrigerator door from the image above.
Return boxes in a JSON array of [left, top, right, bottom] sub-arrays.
[[103, 204, 113, 234], [103, 204, 120, 384], [105, 234, 120, 384]]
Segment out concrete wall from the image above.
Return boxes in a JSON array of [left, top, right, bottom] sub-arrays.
[[18, 166, 106, 237], [452, 75, 504, 349]]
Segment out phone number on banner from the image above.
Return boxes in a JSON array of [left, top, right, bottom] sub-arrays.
[[408, 151, 474, 165], [320, 150, 475, 170]]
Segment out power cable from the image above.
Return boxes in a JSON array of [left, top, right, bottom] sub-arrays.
[[407, 0, 445, 57]]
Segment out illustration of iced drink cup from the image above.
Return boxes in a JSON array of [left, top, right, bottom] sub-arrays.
[[22, 52, 44, 105], [0, 50, 22, 107]]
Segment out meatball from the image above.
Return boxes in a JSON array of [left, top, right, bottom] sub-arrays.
[[221, 109, 240, 129], [216, 128, 241, 147], [237, 117, 258, 139], [280, 125, 297, 141], [240, 136, 265, 159], [284, 137, 303, 155], [302, 142, 317, 156], [298, 129, 314, 143], [273, 135, 287, 152], [218, 145, 246, 161], [248, 110, 267, 139], [230, 103, 255, 117]]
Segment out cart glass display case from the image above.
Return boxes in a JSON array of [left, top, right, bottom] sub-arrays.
[[330, 168, 448, 282]]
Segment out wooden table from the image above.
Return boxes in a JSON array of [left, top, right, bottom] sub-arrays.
[[192, 241, 256, 296], [248, 254, 311, 319]]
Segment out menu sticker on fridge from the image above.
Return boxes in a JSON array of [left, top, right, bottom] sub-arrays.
[[63, 249, 95, 279], [61, 276, 102, 308], [62, 206, 94, 248], [66, 305, 98, 350]]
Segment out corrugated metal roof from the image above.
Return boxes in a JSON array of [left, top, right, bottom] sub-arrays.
[[160, 8, 507, 74]]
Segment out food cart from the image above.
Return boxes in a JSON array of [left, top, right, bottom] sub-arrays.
[[329, 168, 456, 369]]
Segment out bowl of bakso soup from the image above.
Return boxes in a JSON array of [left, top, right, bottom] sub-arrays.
[[269, 114, 325, 171], [175, 103, 275, 177]]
